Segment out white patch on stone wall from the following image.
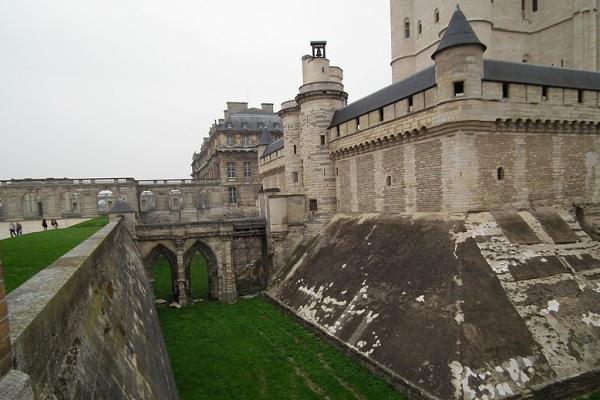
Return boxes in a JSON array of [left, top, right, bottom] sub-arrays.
[[455, 300, 464, 324], [357, 340, 366, 348], [585, 151, 599, 169], [453, 275, 463, 287], [449, 361, 465, 400], [323, 296, 347, 306], [366, 311, 380, 324], [365, 225, 377, 241], [416, 295, 425, 303], [540, 300, 560, 315], [582, 312, 600, 327], [341, 263, 347, 269]]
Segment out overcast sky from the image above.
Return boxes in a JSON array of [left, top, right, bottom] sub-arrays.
[[0, 1, 390, 180]]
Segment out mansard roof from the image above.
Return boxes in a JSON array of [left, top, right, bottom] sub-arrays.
[[329, 61, 600, 129], [262, 138, 284, 157], [431, 6, 486, 60]]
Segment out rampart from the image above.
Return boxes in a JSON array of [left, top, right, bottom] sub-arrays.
[[4, 219, 178, 399]]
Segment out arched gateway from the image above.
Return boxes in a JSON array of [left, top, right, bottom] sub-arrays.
[[136, 219, 267, 305]]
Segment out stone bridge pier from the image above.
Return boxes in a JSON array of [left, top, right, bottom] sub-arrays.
[[135, 219, 267, 305]]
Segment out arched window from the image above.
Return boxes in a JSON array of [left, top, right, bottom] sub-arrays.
[[418, 21, 422, 35], [434, 9, 440, 24], [404, 19, 410, 38]]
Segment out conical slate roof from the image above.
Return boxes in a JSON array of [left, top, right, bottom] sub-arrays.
[[431, 6, 486, 59], [257, 127, 273, 146], [110, 199, 135, 214]]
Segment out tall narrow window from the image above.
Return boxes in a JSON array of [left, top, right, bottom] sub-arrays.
[[356, 117, 361, 131], [309, 199, 318, 212], [228, 187, 237, 203], [227, 161, 236, 178], [418, 21, 422, 35], [434, 9, 440, 23], [243, 161, 252, 177], [293, 145, 297, 154], [408, 96, 414, 111], [241, 136, 250, 146], [404, 19, 410, 38], [292, 171, 299, 183], [532, 0, 538, 12], [542, 86, 548, 101], [379, 108, 384, 122], [578, 90, 584, 103], [454, 81, 465, 97], [497, 167, 505, 181], [386, 176, 392, 186], [336, 126, 341, 137], [320, 135, 326, 145], [226, 135, 234, 146], [502, 83, 510, 99]]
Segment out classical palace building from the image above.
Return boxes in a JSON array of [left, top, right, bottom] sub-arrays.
[[192, 102, 282, 215]]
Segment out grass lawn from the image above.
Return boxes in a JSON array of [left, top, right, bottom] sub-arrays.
[[0, 217, 108, 293], [158, 296, 404, 400], [153, 254, 209, 302]]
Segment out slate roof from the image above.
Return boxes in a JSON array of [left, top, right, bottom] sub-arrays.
[[329, 67, 435, 128], [431, 6, 486, 60], [484, 60, 600, 90], [110, 200, 135, 214], [214, 110, 281, 133], [257, 127, 274, 146], [262, 138, 284, 157]]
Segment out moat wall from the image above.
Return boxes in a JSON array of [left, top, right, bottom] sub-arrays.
[[268, 212, 600, 399], [6, 219, 178, 400]]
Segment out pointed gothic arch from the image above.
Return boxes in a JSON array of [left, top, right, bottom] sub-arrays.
[[183, 240, 219, 301], [144, 244, 179, 303]]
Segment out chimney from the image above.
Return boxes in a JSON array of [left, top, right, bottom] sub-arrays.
[[261, 103, 274, 113], [0, 261, 12, 378], [226, 102, 249, 114]]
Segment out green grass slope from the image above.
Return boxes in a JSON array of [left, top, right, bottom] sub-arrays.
[[0, 217, 108, 293]]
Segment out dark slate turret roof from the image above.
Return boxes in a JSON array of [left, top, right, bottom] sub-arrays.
[[110, 199, 135, 214], [431, 6, 486, 59], [257, 127, 274, 146], [262, 138, 284, 157]]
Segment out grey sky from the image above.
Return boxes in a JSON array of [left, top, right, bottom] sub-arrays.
[[0, 0, 390, 180]]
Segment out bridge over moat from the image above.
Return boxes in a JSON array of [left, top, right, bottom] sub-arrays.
[[135, 219, 268, 305]]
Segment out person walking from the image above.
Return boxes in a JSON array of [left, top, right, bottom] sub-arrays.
[[16, 222, 22, 236], [52, 219, 59, 229], [42, 218, 48, 231], [9, 222, 16, 238]]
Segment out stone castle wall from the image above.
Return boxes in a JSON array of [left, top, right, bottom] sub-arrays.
[[391, 0, 599, 82], [6, 219, 178, 399]]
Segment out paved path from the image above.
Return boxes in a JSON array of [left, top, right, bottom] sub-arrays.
[[0, 218, 91, 240]]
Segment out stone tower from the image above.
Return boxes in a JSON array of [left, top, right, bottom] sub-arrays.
[[293, 41, 347, 237], [390, 0, 600, 82]]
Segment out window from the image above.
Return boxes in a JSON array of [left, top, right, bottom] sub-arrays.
[[241, 122, 248, 129], [228, 187, 237, 203], [320, 135, 326, 145], [355, 117, 361, 130], [434, 9, 440, 24], [522, 0, 525, 11], [502, 83, 510, 99], [336, 168, 338, 176], [226, 135, 234, 146], [227, 161, 236, 178], [532, 0, 538, 12], [418, 21, 422, 35], [404, 19, 410, 38], [386, 176, 392, 186], [309, 199, 318, 211], [226, 122, 232, 128], [578, 90, 584, 103], [273, 122, 280, 129], [378, 108, 384, 122], [336, 126, 341, 137], [542, 86, 548, 101], [257, 122, 264, 129], [408, 96, 414, 112], [292, 171, 299, 183], [293, 145, 297, 154], [497, 167, 505, 181], [241, 136, 251, 146], [243, 161, 252, 177], [454, 81, 465, 97]]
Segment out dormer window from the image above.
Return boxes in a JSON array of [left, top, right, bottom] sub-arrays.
[[257, 122, 264, 129], [241, 122, 248, 129], [226, 122, 232, 128]]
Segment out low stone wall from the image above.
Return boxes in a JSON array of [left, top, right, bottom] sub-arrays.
[[6, 219, 178, 399]]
